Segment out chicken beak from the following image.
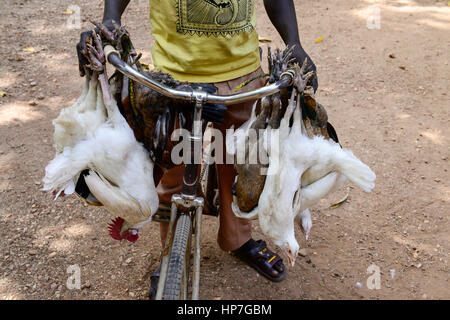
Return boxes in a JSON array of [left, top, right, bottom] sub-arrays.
[[287, 255, 296, 267], [282, 249, 297, 267]]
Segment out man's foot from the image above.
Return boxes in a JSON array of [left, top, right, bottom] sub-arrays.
[[148, 265, 160, 300], [232, 239, 286, 282]]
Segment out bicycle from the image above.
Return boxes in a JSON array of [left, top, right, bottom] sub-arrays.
[[104, 45, 296, 300]]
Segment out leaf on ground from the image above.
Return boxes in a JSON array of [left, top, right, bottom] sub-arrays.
[[329, 187, 350, 209], [24, 47, 35, 52], [315, 37, 324, 44], [258, 37, 272, 43]]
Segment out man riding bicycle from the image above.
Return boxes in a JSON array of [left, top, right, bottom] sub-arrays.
[[76, 0, 318, 298]]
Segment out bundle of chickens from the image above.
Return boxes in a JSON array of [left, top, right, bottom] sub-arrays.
[[227, 47, 376, 266], [42, 24, 216, 243]]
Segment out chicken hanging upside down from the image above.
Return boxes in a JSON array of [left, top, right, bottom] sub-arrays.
[[43, 27, 161, 243], [228, 46, 376, 266]]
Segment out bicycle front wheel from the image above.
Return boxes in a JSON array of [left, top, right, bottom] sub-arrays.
[[163, 214, 192, 300]]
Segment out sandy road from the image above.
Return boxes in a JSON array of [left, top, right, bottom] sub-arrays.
[[0, 0, 448, 299]]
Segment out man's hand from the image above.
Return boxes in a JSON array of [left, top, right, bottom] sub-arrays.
[[263, 0, 318, 92], [76, 21, 116, 77], [77, 29, 96, 77], [76, 0, 130, 76]]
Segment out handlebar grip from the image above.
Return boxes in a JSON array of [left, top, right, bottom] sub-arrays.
[[104, 45, 120, 62]]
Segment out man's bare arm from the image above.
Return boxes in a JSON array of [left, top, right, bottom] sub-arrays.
[[263, 0, 318, 91], [102, 0, 131, 26]]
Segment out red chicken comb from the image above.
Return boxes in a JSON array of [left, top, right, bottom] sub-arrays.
[[108, 217, 125, 240]]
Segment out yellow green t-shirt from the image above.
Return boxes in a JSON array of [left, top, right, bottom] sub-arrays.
[[149, 0, 260, 83]]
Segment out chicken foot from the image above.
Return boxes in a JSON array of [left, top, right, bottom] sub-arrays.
[[268, 46, 296, 84], [84, 31, 114, 109]]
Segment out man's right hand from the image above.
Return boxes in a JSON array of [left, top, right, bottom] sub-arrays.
[[77, 1, 131, 76], [76, 20, 116, 77]]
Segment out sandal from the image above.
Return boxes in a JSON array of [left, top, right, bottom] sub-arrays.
[[148, 265, 160, 300], [232, 239, 286, 282]]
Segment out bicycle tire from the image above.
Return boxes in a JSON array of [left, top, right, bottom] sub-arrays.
[[163, 214, 192, 300], [200, 150, 219, 216]]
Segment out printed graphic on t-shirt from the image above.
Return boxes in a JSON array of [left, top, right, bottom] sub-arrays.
[[176, 0, 254, 36]]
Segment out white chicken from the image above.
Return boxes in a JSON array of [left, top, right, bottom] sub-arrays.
[[258, 96, 375, 265], [231, 93, 376, 266], [43, 36, 158, 242]]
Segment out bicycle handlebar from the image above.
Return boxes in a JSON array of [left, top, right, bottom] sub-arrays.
[[104, 45, 294, 106]]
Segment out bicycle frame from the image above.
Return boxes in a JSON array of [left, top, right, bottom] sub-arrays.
[[104, 45, 295, 299]]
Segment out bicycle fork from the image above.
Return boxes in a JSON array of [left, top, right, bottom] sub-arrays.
[[156, 96, 206, 300]]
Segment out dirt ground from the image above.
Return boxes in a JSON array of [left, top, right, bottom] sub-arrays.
[[0, 0, 449, 300]]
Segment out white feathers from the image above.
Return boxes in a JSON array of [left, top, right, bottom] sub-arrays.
[[53, 74, 106, 153], [83, 170, 153, 225], [226, 100, 258, 158], [43, 140, 95, 197], [43, 75, 159, 227], [297, 172, 346, 213]]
